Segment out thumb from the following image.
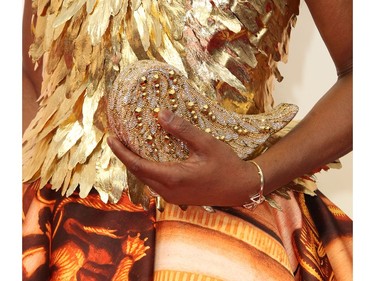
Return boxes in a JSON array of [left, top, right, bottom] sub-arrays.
[[158, 109, 211, 152]]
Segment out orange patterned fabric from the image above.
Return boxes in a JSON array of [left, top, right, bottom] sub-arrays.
[[22, 182, 352, 280], [22, 181, 156, 280]]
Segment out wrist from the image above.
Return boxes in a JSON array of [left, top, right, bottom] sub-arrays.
[[242, 160, 265, 210]]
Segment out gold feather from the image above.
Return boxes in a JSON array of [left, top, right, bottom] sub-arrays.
[[157, 33, 186, 75], [50, 153, 69, 190], [158, 0, 185, 41], [61, 168, 73, 196], [87, 0, 113, 45], [56, 121, 84, 158], [53, 0, 86, 28], [86, 0, 96, 14], [44, 13, 57, 51], [23, 135, 51, 182], [66, 164, 82, 197], [50, 0, 63, 14], [24, 0, 302, 206], [134, 3, 151, 52], [77, 149, 100, 198], [40, 137, 61, 182]]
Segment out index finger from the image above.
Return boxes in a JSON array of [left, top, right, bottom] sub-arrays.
[[107, 136, 178, 180]]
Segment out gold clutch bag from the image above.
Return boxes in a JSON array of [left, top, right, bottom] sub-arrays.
[[107, 60, 298, 210]]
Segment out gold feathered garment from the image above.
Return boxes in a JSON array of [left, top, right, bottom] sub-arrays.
[[23, 0, 309, 206]]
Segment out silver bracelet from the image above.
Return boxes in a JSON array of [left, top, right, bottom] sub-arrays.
[[243, 160, 265, 210]]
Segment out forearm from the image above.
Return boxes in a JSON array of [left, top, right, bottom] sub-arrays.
[[255, 71, 352, 194]]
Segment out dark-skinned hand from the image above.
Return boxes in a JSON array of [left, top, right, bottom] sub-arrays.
[[107, 109, 259, 207]]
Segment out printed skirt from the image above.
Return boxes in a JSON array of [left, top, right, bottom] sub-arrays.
[[22, 181, 352, 281]]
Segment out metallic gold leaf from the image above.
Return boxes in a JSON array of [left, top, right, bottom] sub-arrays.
[[228, 40, 258, 68], [97, 134, 112, 169], [94, 156, 126, 204], [40, 138, 60, 181], [327, 160, 342, 170], [50, 0, 63, 14], [44, 37, 65, 75], [50, 153, 69, 191], [74, 25, 93, 72], [127, 170, 150, 209], [68, 127, 104, 169], [56, 121, 84, 158], [87, 0, 122, 45], [88, 44, 105, 90], [61, 168, 73, 196], [37, 0, 50, 16], [250, 0, 269, 14], [86, 0, 97, 14], [148, 5, 162, 48], [212, 11, 242, 34], [43, 57, 69, 98], [158, 33, 186, 75], [131, 0, 141, 11], [133, 5, 150, 52], [67, 6, 86, 40], [64, 65, 87, 95], [87, 0, 112, 45], [39, 161, 55, 191], [53, 0, 86, 28], [110, 2, 127, 44], [22, 136, 51, 182], [78, 149, 100, 198], [82, 80, 104, 128], [39, 139, 61, 189], [120, 38, 138, 68], [29, 13, 47, 62], [206, 59, 247, 92], [293, 178, 318, 194], [230, 2, 260, 34], [96, 190, 109, 203], [158, 0, 185, 40], [44, 13, 57, 51], [22, 84, 65, 144], [36, 84, 85, 143], [109, 0, 123, 16], [33, 86, 68, 143], [53, 21, 65, 41], [66, 164, 82, 197], [191, 1, 212, 27]]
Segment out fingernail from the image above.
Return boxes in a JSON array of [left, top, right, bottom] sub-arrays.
[[107, 137, 114, 147], [159, 109, 173, 123]]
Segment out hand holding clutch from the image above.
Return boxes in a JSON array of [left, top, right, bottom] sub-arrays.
[[107, 60, 298, 210]]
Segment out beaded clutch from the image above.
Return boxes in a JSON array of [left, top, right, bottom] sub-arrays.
[[107, 60, 298, 210]]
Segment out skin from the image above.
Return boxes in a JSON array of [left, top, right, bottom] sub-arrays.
[[23, 0, 352, 207], [23, 0, 42, 134]]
